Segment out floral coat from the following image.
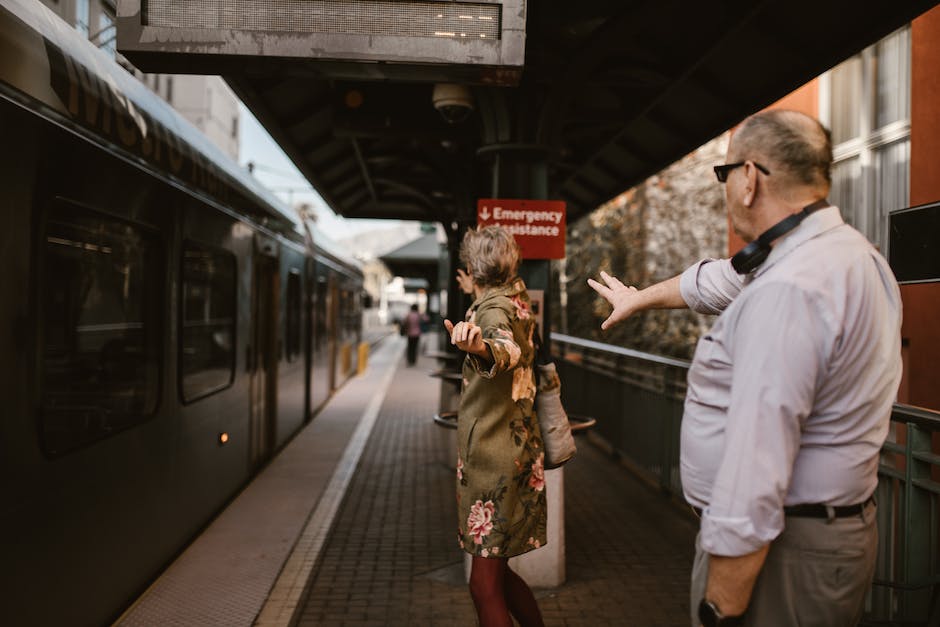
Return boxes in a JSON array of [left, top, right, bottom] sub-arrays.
[[456, 278, 547, 558]]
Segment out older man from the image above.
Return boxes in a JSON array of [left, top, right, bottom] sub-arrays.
[[589, 110, 902, 626]]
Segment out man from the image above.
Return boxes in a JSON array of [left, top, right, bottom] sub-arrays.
[[589, 110, 902, 626]]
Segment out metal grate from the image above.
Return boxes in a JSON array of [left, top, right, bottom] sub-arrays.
[[144, 0, 502, 40]]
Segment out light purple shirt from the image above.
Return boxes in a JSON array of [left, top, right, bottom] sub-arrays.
[[678, 206, 902, 556]]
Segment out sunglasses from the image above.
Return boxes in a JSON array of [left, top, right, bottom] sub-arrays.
[[713, 161, 771, 183]]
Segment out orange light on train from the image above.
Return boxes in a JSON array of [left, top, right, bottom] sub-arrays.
[[219, 432, 229, 445]]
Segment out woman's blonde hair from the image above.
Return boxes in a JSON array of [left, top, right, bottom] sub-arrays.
[[459, 225, 520, 288]]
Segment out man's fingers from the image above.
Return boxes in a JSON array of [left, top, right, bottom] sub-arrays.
[[601, 311, 622, 330], [600, 270, 626, 290], [587, 278, 611, 299]]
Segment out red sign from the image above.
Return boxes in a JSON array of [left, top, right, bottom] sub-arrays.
[[476, 198, 566, 259]]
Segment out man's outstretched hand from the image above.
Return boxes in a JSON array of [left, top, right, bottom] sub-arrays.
[[587, 271, 641, 330]]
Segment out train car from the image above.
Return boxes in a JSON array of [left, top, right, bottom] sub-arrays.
[[0, 1, 363, 624]]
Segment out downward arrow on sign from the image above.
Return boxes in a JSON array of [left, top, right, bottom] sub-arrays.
[[479, 207, 491, 221]]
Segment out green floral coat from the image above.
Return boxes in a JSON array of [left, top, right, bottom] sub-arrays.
[[456, 278, 547, 558]]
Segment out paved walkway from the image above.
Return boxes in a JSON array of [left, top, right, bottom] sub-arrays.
[[296, 339, 697, 626]]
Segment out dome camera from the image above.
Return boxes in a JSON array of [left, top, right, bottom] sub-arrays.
[[432, 83, 474, 124]]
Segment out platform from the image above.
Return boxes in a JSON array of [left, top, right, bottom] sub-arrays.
[[117, 334, 697, 627]]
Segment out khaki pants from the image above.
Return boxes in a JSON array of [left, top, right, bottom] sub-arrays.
[[690, 501, 877, 627]]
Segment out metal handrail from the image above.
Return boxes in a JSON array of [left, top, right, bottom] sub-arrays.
[[552, 333, 693, 369], [891, 402, 940, 429]]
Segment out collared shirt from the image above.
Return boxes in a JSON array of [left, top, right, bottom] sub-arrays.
[[678, 206, 902, 556]]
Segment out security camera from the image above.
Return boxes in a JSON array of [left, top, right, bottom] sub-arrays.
[[432, 83, 474, 124]]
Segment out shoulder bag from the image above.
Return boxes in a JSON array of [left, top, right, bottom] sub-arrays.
[[533, 329, 576, 469]]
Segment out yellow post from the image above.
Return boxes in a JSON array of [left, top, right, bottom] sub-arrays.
[[357, 342, 369, 375]]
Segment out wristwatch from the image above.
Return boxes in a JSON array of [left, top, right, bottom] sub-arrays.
[[698, 598, 745, 627]]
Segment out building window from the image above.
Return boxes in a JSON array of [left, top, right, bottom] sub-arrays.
[[180, 244, 236, 402], [96, 7, 116, 57], [40, 203, 162, 456], [823, 25, 911, 251], [75, 0, 89, 35], [286, 270, 302, 362]]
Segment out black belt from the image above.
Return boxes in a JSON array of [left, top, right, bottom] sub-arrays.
[[783, 496, 875, 519], [691, 496, 874, 519]]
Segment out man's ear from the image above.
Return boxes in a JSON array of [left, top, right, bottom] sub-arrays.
[[743, 161, 759, 207]]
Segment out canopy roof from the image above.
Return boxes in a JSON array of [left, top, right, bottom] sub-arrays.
[[379, 233, 443, 283], [128, 0, 939, 226]]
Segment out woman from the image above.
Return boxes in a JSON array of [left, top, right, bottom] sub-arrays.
[[402, 304, 424, 366], [443, 225, 546, 627]]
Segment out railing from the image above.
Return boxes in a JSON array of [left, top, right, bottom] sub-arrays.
[[552, 333, 690, 494], [870, 403, 940, 625], [551, 333, 940, 626]]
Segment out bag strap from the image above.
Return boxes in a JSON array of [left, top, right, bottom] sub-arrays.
[[532, 324, 552, 367]]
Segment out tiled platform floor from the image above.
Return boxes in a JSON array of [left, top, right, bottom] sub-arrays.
[[296, 339, 697, 626], [118, 333, 697, 626]]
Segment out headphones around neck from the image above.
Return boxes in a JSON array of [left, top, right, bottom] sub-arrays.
[[730, 199, 829, 274]]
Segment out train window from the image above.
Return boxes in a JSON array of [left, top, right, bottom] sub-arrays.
[[180, 244, 236, 402], [40, 205, 162, 456], [286, 269, 301, 362]]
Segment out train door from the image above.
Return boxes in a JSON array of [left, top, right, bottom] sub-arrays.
[[327, 274, 338, 391], [249, 244, 279, 470], [309, 262, 332, 413], [303, 257, 315, 423]]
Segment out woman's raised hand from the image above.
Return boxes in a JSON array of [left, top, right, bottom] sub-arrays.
[[456, 268, 474, 295], [443, 319, 487, 356]]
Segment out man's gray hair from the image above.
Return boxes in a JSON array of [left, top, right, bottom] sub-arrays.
[[734, 110, 833, 191], [459, 225, 520, 288]]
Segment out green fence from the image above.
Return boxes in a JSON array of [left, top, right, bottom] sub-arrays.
[[552, 334, 940, 626], [870, 404, 940, 625]]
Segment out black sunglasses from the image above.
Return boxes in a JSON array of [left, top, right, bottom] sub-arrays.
[[713, 161, 771, 183]]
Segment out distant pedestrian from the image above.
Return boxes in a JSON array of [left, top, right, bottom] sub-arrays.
[[590, 110, 901, 626], [444, 225, 545, 627], [403, 304, 423, 366]]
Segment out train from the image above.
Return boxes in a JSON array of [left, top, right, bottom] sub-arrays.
[[0, 0, 365, 624]]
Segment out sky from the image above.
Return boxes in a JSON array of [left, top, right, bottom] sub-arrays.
[[237, 102, 403, 242]]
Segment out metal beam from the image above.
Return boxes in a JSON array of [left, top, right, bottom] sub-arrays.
[[350, 138, 377, 203]]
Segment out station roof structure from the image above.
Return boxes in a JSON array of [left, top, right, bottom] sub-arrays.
[[379, 233, 443, 287], [119, 0, 939, 227]]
